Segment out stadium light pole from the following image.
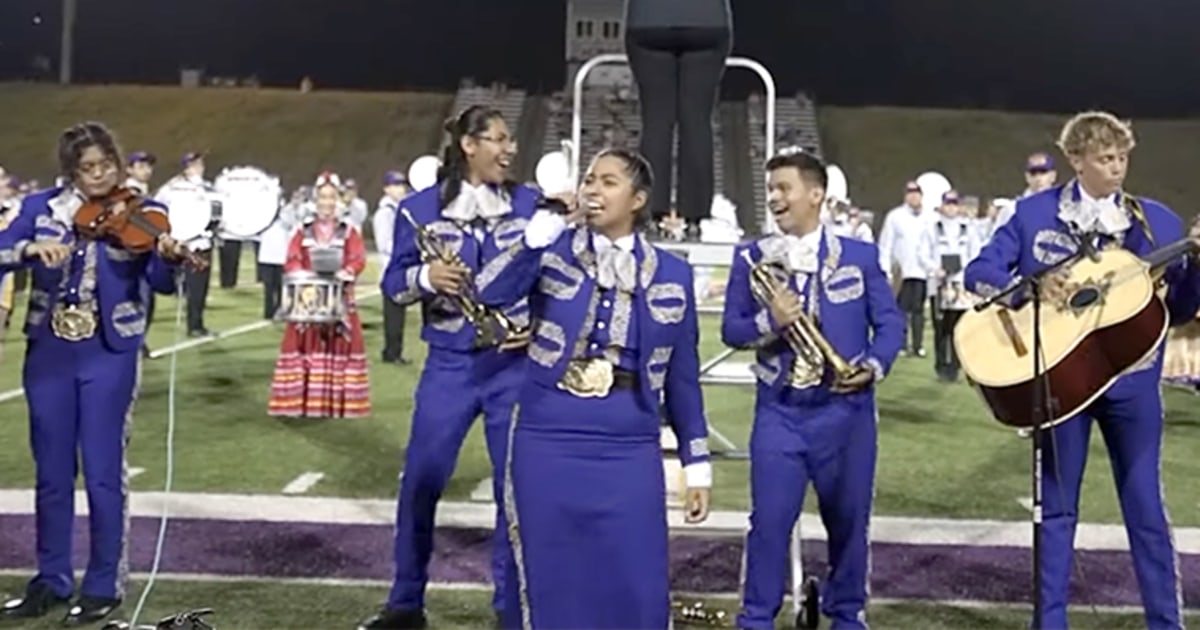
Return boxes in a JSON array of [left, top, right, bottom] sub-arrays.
[[59, 0, 76, 84]]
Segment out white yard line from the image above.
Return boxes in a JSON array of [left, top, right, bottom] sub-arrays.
[[129, 467, 146, 479], [281, 472, 326, 495], [0, 288, 382, 404], [0, 489, 1195, 553], [0, 570, 1189, 614]]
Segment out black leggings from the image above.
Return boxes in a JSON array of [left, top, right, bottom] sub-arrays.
[[626, 26, 730, 224]]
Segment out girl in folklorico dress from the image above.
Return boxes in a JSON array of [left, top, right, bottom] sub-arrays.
[[267, 171, 371, 418]]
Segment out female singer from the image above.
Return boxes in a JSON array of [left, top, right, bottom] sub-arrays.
[[476, 148, 712, 629], [267, 171, 370, 418], [360, 105, 537, 630], [0, 122, 185, 625]]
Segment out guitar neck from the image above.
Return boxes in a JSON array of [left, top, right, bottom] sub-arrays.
[[1142, 238, 1199, 272]]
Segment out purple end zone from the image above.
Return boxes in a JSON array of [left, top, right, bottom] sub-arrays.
[[0, 515, 1195, 606]]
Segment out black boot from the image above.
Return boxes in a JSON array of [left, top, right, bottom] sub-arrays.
[[61, 596, 121, 627], [0, 582, 69, 620], [357, 608, 427, 630]]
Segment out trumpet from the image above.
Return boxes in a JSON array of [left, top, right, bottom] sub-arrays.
[[741, 250, 862, 388], [401, 208, 527, 348]]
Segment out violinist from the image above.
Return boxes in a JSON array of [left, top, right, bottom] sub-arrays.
[[0, 122, 187, 626]]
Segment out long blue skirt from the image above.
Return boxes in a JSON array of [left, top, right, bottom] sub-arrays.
[[501, 383, 669, 630]]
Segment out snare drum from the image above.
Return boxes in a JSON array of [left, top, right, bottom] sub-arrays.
[[280, 271, 345, 324]]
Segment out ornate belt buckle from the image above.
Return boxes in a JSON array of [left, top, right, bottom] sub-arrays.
[[557, 358, 615, 398], [51, 303, 97, 341]]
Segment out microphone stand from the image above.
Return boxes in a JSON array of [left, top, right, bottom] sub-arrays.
[[972, 251, 1081, 629]]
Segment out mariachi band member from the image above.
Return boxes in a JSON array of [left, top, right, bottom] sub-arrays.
[[0, 122, 187, 624], [266, 171, 370, 419], [361, 105, 534, 630], [476, 148, 712, 629], [724, 149, 904, 630], [966, 111, 1200, 630]]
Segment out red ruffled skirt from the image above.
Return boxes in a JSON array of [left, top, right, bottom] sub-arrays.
[[267, 312, 370, 418]]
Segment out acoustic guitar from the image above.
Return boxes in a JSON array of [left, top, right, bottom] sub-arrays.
[[954, 238, 1199, 429]]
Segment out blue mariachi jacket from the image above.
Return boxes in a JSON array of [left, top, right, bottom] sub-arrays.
[[964, 181, 1200, 394], [0, 187, 179, 352], [380, 182, 539, 352], [476, 225, 711, 468], [721, 229, 905, 403]]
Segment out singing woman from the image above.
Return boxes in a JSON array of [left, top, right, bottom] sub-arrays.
[[475, 148, 712, 629], [267, 171, 370, 419], [360, 105, 537, 630], [0, 122, 185, 625]]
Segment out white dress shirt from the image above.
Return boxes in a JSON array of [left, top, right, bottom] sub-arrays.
[[878, 204, 933, 280]]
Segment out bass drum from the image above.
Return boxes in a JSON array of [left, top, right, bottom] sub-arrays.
[[165, 187, 214, 244], [214, 166, 283, 239]]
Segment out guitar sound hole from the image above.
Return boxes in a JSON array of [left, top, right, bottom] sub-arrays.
[[1068, 287, 1101, 309]]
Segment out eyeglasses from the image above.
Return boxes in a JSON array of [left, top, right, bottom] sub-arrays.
[[475, 134, 517, 149]]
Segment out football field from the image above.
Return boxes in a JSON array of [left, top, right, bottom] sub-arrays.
[[0, 253, 1197, 628]]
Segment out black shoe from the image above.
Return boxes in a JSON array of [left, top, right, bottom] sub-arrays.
[[187, 328, 216, 338], [61, 596, 121, 627], [357, 608, 427, 630], [1, 582, 69, 619]]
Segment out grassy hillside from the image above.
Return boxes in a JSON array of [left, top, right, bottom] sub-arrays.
[[0, 83, 453, 196], [1, 84, 1197, 219], [819, 105, 1200, 217]]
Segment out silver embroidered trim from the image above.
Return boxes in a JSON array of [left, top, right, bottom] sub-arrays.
[[104, 245, 135, 262], [647, 346, 674, 390], [529, 319, 567, 367], [538, 253, 585, 301], [0, 239, 30, 265], [111, 300, 146, 338], [606, 290, 634, 353], [501, 405, 534, 630], [688, 437, 710, 458], [866, 356, 886, 382], [492, 217, 530, 251], [25, 289, 50, 326], [754, 309, 773, 336], [1032, 229, 1078, 266], [646, 282, 687, 325], [477, 242, 520, 295], [427, 220, 466, 256], [751, 352, 782, 385], [392, 265, 423, 306], [571, 287, 602, 359], [825, 265, 866, 304]]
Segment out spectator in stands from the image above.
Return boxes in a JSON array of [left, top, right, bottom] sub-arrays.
[[625, 0, 732, 239]]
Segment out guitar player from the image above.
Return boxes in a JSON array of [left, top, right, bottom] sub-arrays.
[[964, 110, 1200, 630]]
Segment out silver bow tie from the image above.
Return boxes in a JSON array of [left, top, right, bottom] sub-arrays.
[[596, 246, 637, 292], [442, 186, 511, 223], [786, 243, 819, 274]]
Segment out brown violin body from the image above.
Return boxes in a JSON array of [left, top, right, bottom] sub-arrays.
[[74, 187, 209, 270]]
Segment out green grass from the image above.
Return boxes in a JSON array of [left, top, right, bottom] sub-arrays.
[[1, 252, 1198, 525], [0, 575, 1190, 630]]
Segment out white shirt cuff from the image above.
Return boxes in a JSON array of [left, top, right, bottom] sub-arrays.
[[524, 210, 567, 249], [684, 462, 712, 489], [417, 264, 433, 293]]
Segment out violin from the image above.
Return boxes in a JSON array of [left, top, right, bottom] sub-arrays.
[[74, 187, 209, 270]]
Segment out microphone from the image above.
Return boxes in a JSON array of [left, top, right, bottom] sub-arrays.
[[1071, 228, 1102, 263]]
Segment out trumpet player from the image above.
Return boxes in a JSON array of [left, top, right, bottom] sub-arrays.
[[722, 149, 904, 630], [363, 105, 536, 630]]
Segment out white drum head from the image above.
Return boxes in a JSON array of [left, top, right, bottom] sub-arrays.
[[535, 151, 571, 195], [916, 171, 953, 212], [826, 164, 848, 203], [168, 192, 213, 243], [408, 155, 441, 191], [215, 166, 282, 238]]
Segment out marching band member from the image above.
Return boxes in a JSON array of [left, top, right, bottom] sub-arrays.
[[155, 152, 216, 337], [361, 105, 533, 629], [725, 149, 904, 630], [0, 122, 186, 624], [125, 151, 156, 355], [877, 180, 933, 356], [266, 171, 370, 418], [919, 190, 982, 382], [342, 178, 370, 230], [256, 188, 301, 320], [479, 148, 711, 629], [993, 152, 1059, 229], [373, 171, 412, 365], [964, 111, 1200, 630]]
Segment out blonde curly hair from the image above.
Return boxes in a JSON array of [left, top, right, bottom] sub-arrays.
[[1056, 111, 1136, 157]]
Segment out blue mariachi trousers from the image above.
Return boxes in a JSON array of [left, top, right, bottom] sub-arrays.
[[1039, 388, 1182, 630], [23, 334, 141, 601], [501, 383, 669, 630], [739, 390, 877, 630], [387, 347, 522, 613]]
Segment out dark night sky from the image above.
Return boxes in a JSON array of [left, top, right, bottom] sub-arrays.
[[2, 0, 1200, 116]]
